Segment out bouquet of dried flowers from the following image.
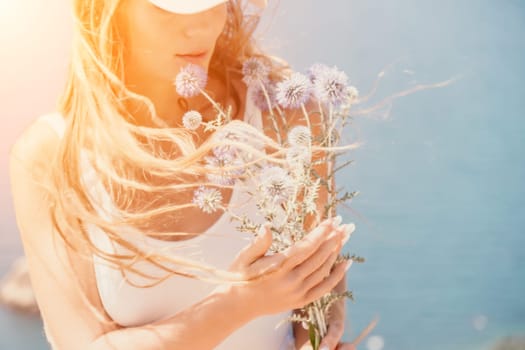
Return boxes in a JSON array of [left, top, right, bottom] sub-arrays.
[[174, 58, 364, 350]]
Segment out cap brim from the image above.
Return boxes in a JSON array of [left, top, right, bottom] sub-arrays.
[[148, 0, 228, 14]]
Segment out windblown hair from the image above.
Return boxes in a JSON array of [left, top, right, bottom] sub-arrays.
[[48, 0, 293, 300]]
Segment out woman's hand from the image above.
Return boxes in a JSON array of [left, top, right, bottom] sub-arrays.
[[301, 313, 379, 350], [295, 279, 356, 350], [319, 314, 356, 350], [225, 217, 353, 318], [317, 285, 353, 350], [297, 325, 356, 350]]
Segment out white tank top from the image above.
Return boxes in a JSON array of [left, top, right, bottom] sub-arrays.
[[39, 87, 295, 350]]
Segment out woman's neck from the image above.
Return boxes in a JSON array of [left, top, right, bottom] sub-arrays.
[[124, 72, 228, 128]]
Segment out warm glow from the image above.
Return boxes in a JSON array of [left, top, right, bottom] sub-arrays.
[[0, 0, 72, 172], [0, 2, 36, 43]]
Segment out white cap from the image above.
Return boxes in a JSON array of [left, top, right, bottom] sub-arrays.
[[148, 0, 228, 14], [148, 0, 267, 14]]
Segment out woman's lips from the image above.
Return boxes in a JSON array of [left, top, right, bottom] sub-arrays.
[[176, 51, 208, 64]]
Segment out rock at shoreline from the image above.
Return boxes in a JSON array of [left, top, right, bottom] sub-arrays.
[[491, 335, 525, 350], [0, 256, 39, 314]]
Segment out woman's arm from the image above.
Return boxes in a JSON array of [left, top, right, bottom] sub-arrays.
[[89, 285, 254, 350], [9, 120, 256, 350]]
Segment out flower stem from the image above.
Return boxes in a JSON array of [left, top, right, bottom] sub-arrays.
[[258, 80, 282, 145], [199, 88, 228, 123]]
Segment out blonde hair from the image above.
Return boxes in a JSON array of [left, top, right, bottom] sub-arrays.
[[48, 0, 295, 305]]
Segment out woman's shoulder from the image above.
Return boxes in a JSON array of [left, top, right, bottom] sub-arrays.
[[10, 112, 64, 169], [9, 112, 116, 347]]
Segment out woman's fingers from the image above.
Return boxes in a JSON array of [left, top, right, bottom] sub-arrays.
[[291, 235, 340, 282], [247, 217, 337, 277], [229, 223, 273, 272], [279, 217, 340, 270], [303, 259, 351, 303], [296, 223, 353, 290], [225, 217, 357, 317], [319, 320, 345, 350], [301, 248, 341, 292], [292, 222, 351, 281]]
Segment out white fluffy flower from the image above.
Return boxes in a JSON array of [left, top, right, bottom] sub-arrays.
[[242, 57, 270, 87], [205, 146, 245, 186], [286, 146, 311, 168], [259, 166, 295, 204], [287, 125, 312, 147], [182, 110, 202, 130], [313, 65, 357, 107], [347, 86, 359, 101], [275, 72, 313, 109], [307, 63, 330, 83], [174, 64, 208, 98], [249, 80, 277, 112], [192, 186, 223, 213]]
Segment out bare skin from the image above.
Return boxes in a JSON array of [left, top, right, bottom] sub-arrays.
[[10, 127, 350, 349], [116, 0, 229, 123], [115, 0, 248, 240], [9, 1, 355, 349]]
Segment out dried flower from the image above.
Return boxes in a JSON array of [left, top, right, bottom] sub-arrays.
[[259, 166, 295, 204], [275, 72, 313, 109], [174, 58, 361, 350], [192, 186, 223, 213], [182, 110, 202, 130], [287, 125, 312, 147], [314, 65, 352, 107], [205, 146, 237, 167], [303, 178, 320, 214], [205, 146, 245, 186], [347, 85, 359, 102], [286, 146, 311, 168], [211, 126, 264, 165], [307, 63, 330, 83], [242, 57, 270, 87], [260, 205, 284, 227], [250, 81, 277, 112], [174, 64, 208, 98], [213, 127, 247, 145]]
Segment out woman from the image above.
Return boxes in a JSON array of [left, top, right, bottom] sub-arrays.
[[9, 0, 355, 349]]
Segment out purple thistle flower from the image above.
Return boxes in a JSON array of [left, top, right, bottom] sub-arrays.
[[314, 66, 351, 107], [205, 146, 245, 186], [275, 72, 313, 109], [347, 86, 360, 102], [242, 57, 270, 87], [182, 110, 202, 130], [259, 166, 295, 205], [249, 81, 277, 112], [174, 64, 208, 98], [286, 146, 311, 168], [192, 186, 222, 213], [307, 63, 330, 83], [214, 128, 247, 145], [212, 126, 262, 164], [287, 125, 312, 147]]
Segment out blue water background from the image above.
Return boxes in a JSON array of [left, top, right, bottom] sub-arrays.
[[1, 0, 524, 349]]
